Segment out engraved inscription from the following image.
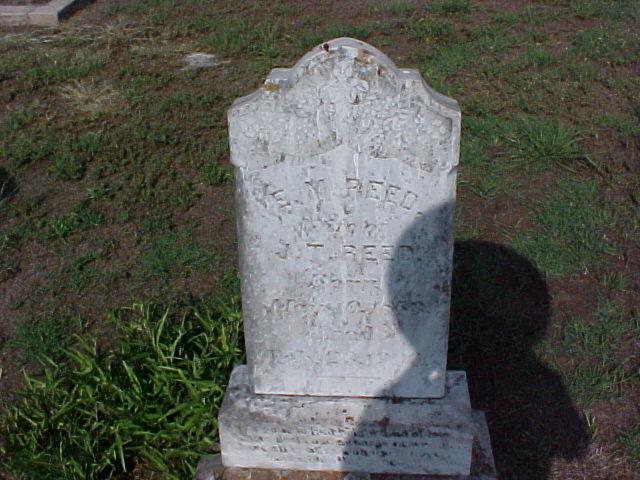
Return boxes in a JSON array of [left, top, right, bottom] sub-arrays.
[[256, 349, 392, 369], [345, 177, 419, 211], [230, 39, 460, 397]]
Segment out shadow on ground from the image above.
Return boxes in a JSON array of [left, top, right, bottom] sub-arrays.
[[0, 167, 17, 206], [449, 240, 589, 479], [334, 204, 588, 479]]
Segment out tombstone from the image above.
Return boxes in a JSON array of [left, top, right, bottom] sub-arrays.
[[215, 38, 496, 478]]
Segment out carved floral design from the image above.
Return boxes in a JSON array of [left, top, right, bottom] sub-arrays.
[[229, 42, 456, 173]]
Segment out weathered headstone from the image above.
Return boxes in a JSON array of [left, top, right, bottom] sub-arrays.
[[216, 38, 495, 478]]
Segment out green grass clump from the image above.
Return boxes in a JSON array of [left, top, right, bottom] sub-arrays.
[[203, 163, 233, 186], [491, 11, 517, 25], [0, 221, 33, 256], [511, 179, 616, 276], [0, 106, 36, 133], [518, 46, 555, 69], [406, 17, 452, 42], [3, 131, 56, 167], [570, 0, 640, 22], [561, 302, 640, 406], [378, 0, 415, 16], [458, 114, 508, 199], [596, 114, 640, 146], [66, 247, 109, 294], [0, 48, 100, 96], [0, 167, 17, 208], [429, 0, 471, 14], [201, 133, 233, 186], [296, 31, 324, 51], [324, 21, 375, 40], [0, 279, 244, 479], [506, 116, 585, 173], [207, 18, 281, 59], [46, 204, 102, 240], [562, 308, 626, 361], [566, 363, 630, 405], [207, 17, 255, 56], [50, 133, 101, 180], [296, 21, 378, 52], [620, 423, 640, 464], [420, 42, 476, 92], [10, 314, 77, 363], [142, 228, 220, 280], [572, 29, 638, 65], [561, 302, 640, 405], [560, 303, 639, 404]]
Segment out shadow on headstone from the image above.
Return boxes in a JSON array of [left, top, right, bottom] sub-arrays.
[[340, 219, 589, 478], [449, 240, 589, 479], [336, 202, 481, 478]]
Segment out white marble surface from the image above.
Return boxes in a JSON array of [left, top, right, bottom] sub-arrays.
[[229, 38, 461, 398], [219, 365, 475, 476]]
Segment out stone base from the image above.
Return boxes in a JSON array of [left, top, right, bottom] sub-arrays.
[[217, 366, 495, 478], [0, 0, 91, 27]]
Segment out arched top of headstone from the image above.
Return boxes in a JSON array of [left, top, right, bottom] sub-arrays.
[[228, 37, 460, 173]]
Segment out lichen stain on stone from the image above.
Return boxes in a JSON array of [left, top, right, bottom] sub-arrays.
[[356, 49, 373, 64], [264, 83, 280, 93]]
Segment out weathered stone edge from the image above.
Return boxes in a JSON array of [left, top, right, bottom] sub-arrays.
[[194, 411, 496, 479], [0, 0, 91, 26], [0, 5, 31, 26]]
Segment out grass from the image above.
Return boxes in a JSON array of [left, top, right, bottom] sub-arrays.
[[458, 114, 510, 199], [64, 246, 111, 294], [565, 364, 630, 405], [419, 42, 477, 92], [596, 114, 640, 146], [46, 204, 102, 241], [0, 167, 17, 208], [559, 303, 639, 406], [0, 48, 106, 98], [570, 0, 640, 21], [2, 130, 56, 168], [600, 271, 628, 291], [505, 117, 586, 173], [324, 21, 375, 40], [142, 227, 220, 280], [0, 0, 639, 478], [561, 305, 630, 361], [207, 18, 278, 57], [3, 130, 101, 180], [620, 423, 640, 465], [10, 313, 79, 363], [50, 133, 102, 180], [378, 0, 415, 16], [572, 28, 639, 64], [201, 133, 233, 186], [518, 46, 555, 69], [510, 179, 616, 277], [429, 0, 471, 14], [406, 17, 453, 43], [0, 273, 243, 479]]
